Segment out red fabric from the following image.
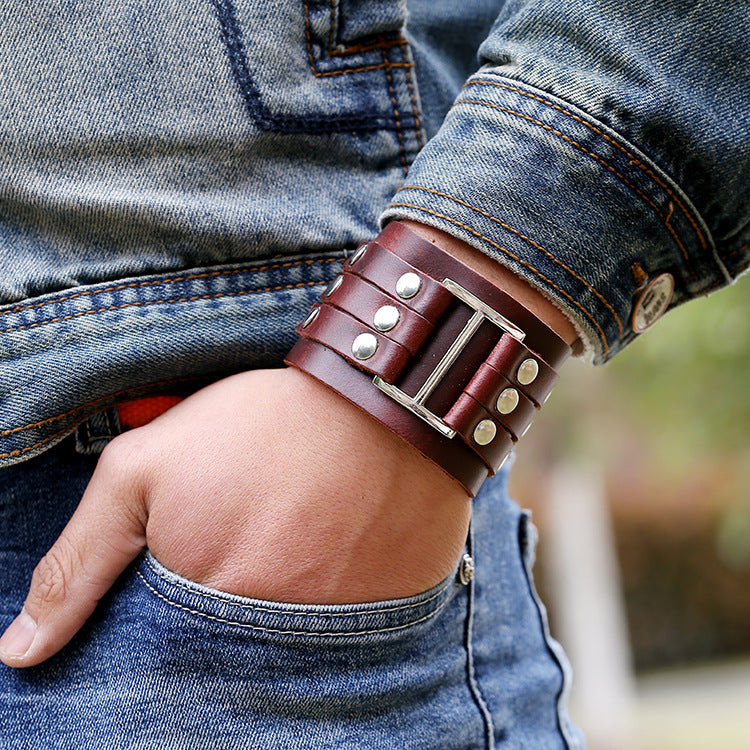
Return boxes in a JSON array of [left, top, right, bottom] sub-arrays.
[[117, 395, 184, 429]]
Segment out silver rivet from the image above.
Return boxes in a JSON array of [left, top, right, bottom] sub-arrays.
[[473, 419, 497, 446], [517, 358, 539, 386], [373, 305, 400, 332], [324, 275, 343, 298], [496, 388, 519, 415], [349, 243, 368, 266], [395, 272, 422, 299], [352, 333, 378, 360], [458, 553, 475, 585], [301, 307, 319, 329]]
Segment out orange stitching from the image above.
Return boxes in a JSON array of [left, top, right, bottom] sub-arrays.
[[303, 0, 318, 74], [1, 279, 328, 336], [695, 277, 727, 295], [398, 184, 624, 335], [0, 377, 205, 437], [329, 37, 404, 57], [0, 377, 216, 459], [455, 97, 693, 272], [464, 77, 709, 254], [389, 201, 610, 355], [660, 200, 692, 273], [401, 40, 424, 151], [316, 61, 412, 78], [1, 417, 103, 459], [0, 257, 340, 319], [384, 50, 408, 176], [724, 243, 749, 260]]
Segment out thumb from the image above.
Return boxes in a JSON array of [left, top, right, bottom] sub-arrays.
[[0, 439, 149, 668]]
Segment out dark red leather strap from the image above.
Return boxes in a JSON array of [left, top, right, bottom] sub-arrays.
[[285, 222, 572, 495], [374, 222, 571, 369]]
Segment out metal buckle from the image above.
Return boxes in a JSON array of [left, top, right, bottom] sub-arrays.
[[373, 278, 526, 438]]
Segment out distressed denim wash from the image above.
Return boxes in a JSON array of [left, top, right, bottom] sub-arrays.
[[0, 0, 748, 747]]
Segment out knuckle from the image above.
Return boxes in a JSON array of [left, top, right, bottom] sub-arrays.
[[29, 537, 80, 609], [97, 431, 151, 492]]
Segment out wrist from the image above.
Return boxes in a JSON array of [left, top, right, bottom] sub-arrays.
[[399, 220, 581, 350], [285, 365, 469, 502], [286, 221, 572, 494]]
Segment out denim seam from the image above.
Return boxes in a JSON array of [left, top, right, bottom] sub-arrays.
[[694, 266, 747, 296], [135, 570, 455, 636], [329, 37, 405, 58], [398, 184, 624, 336], [723, 242, 749, 260], [518, 515, 575, 749], [464, 527, 496, 749], [0, 377, 208, 459], [0, 280, 328, 337], [400, 40, 424, 151], [467, 76, 710, 258], [302, 0, 411, 78], [213, 0, 402, 132], [455, 97, 694, 277], [143, 555, 454, 618], [0, 377, 203, 438], [0, 257, 341, 319], [328, 0, 337, 50], [383, 48, 408, 176], [388, 200, 610, 355]]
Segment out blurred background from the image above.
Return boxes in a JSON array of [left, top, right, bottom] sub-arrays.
[[510, 272, 750, 749]]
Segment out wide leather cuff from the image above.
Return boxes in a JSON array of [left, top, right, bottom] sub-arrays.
[[285, 222, 571, 496]]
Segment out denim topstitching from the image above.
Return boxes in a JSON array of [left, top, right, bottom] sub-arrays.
[[0, 257, 341, 320], [0, 376, 212, 460], [136, 571, 457, 637], [304, 0, 406, 69], [143, 554, 455, 620], [463, 528, 496, 749], [212, 0, 411, 132], [455, 96, 696, 278], [467, 76, 712, 258], [383, 47, 408, 175], [0, 280, 328, 337]]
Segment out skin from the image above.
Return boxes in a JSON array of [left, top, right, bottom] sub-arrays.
[[0, 222, 578, 668]]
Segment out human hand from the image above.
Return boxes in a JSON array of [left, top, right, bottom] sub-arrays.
[[0, 366, 471, 668]]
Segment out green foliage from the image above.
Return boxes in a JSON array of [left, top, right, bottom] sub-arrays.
[[606, 273, 750, 459]]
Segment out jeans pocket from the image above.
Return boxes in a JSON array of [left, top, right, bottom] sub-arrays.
[[96, 551, 481, 749], [217, 0, 421, 149], [135, 550, 459, 643]]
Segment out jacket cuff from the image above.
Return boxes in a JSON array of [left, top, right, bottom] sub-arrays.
[[381, 70, 729, 364]]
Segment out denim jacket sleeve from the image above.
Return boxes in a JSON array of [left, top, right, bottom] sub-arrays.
[[382, 0, 750, 363]]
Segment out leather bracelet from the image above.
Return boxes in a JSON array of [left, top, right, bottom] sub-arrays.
[[284, 221, 572, 496]]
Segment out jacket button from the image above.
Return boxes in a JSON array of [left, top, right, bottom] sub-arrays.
[[632, 273, 675, 332]]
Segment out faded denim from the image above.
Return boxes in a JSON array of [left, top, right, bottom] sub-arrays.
[[0, 0, 747, 746], [0, 429, 582, 748], [1, 0, 748, 459]]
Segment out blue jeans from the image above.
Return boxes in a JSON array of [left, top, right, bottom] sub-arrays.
[[0, 427, 582, 749]]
